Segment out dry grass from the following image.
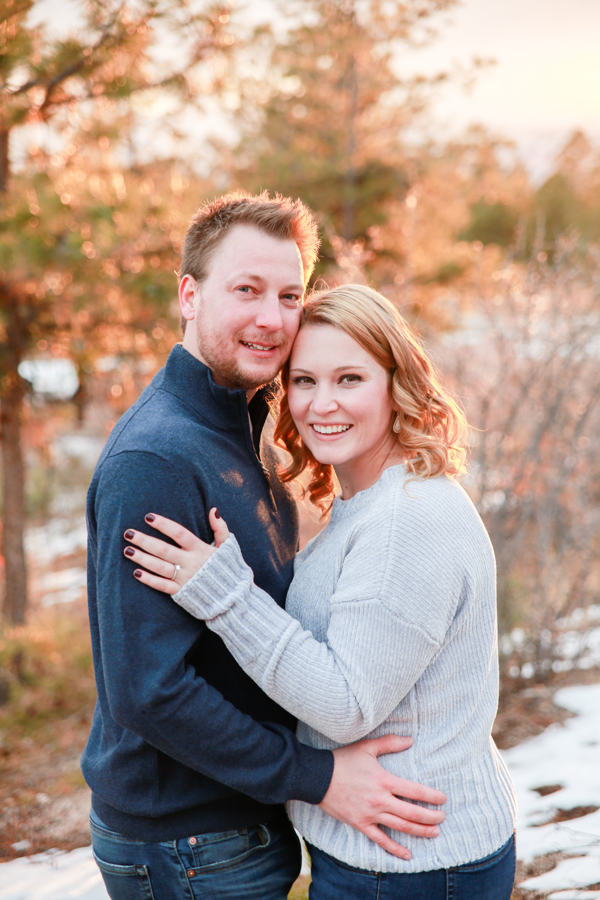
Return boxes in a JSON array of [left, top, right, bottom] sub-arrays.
[[0, 602, 96, 861], [288, 874, 311, 900]]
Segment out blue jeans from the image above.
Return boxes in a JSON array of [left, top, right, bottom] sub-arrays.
[[307, 833, 516, 900], [90, 809, 302, 900]]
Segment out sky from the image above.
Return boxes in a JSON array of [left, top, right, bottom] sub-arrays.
[[405, 0, 600, 178], [411, 0, 600, 133], [27, 0, 600, 181]]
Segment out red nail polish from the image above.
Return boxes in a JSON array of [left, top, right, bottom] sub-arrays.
[[124, 547, 135, 557], [134, 570, 143, 579], [124, 529, 135, 540], [214, 509, 221, 519], [145, 514, 156, 523]]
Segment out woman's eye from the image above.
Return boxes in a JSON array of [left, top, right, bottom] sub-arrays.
[[339, 374, 362, 384], [292, 376, 314, 385]]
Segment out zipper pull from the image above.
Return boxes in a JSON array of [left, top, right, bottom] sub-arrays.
[[261, 463, 276, 508]]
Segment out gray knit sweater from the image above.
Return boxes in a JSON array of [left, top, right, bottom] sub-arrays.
[[173, 464, 516, 872]]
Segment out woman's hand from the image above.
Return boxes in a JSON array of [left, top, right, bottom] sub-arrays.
[[123, 508, 230, 593]]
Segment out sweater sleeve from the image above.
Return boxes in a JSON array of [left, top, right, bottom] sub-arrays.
[[91, 451, 333, 804], [172, 490, 464, 744]]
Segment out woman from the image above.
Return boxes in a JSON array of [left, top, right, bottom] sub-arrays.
[[124, 284, 517, 899]]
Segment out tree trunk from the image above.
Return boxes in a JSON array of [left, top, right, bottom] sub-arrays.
[[342, 56, 358, 242], [0, 125, 29, 623], [0, 128, 8, 196], [1, 370, 28, 623]]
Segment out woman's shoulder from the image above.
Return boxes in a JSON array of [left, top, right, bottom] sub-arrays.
[[322, 467, 483, 551], [373, 465, 472, 511], [365, 468, 486, 546]]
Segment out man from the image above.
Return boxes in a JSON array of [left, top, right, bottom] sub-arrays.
[[82, 192, 445, 900]]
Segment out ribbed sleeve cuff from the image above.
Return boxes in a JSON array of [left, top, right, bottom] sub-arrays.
[[173, 534, 251, 621]]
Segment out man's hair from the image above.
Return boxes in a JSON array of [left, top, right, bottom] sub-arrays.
[[179, 191, 320, 331]]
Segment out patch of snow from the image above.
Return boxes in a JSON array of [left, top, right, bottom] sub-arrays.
[[500, 619, 600, 672], [0, 846, 108, 899], [502, 684, 600, 892], [557, 628, 600, 668], [41, 587, 86, 607], [18, 359, 79, 401], [520, 856, 600, 892], [94, 357, 120, 373], [516, 809, 600, 862], [548, 893, 600, 899], [39, 569, 87, 592], [54, 436, 105, 467], [25, 520, 87, 567], [10, 842, 31, 853], [39, 567, 87, 607]]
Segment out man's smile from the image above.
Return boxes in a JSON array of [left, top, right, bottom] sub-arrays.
[[240, 340, 278, 352]]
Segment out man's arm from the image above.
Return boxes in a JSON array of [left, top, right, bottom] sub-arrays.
[[92, 450, 332, 805], [320, 735, 446, 859]]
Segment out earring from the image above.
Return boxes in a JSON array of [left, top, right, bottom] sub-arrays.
[[393, 415, 401, 434]]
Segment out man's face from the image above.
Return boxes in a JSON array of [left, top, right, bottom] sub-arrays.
[[180, 225, 305, 391]]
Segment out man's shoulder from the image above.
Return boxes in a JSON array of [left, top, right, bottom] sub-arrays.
[[97, 377, 212, 469]]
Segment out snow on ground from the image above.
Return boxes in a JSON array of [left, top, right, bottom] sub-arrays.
[[502, 606, 600, 678], [0, 684, 599, 898], [25, 519, 87, 569], [38, 567, 87, 607], [0, 847, 108, 899], [505, 684, 600, 894]]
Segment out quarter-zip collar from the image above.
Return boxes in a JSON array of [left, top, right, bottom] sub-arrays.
[[161, 344, 273, 457]]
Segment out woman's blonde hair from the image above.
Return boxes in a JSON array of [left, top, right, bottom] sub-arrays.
[[274, 284, 467, 515]]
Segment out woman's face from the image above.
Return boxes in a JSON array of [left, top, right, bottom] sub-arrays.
[[287, 323, 397, 476]]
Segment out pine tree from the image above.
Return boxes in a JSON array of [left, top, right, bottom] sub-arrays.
[[230, 0, 459, 279], [0, 0, 233, 622]]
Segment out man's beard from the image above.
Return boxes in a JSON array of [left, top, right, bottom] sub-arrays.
[[194, 316, 285, 391]]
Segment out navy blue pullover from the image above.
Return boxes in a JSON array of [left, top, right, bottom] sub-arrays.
[[81, 344, 334, 841]]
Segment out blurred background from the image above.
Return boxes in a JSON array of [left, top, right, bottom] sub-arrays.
[[1, 0, 599, 890]]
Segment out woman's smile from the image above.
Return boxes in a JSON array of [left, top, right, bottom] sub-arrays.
[[310, 423, 353, 436]]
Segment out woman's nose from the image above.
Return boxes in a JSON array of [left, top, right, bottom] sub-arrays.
[[310, 388, 338, 415]]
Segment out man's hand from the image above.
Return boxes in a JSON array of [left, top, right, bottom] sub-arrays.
[[318, 735, 446, 860]]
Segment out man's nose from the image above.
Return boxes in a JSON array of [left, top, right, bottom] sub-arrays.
[[254, 294, 284, 331]]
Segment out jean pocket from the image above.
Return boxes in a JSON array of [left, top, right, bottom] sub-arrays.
[[457, 833, 515, 873], [307, 844, 377, 878], [189, 824, 270, 872], [93, 851, 156, 900]]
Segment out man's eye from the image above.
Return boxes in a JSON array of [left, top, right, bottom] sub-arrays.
[[237, 285, 253, 294], [282, 294, 302, 306]]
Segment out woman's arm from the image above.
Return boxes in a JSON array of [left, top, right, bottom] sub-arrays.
[[177, 533, 444, 743], [125, 500, 461, 745]]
